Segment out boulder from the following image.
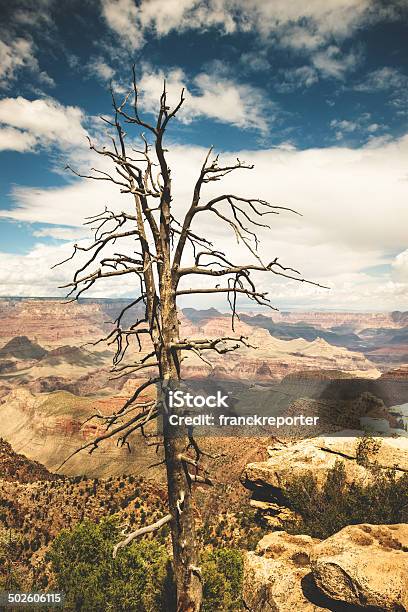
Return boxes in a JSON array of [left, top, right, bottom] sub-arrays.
[[242, 431, 408, 494], [243, 531, 322, 611], [311, 523, 408, 611], [244, 525, 408, 611]]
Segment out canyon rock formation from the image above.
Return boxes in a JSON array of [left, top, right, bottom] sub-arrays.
[[243, 524, 408, 611], [242, 432, 408, 526]]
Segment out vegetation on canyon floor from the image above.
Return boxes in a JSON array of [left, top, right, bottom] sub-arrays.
[[0, 515, 244, 611]]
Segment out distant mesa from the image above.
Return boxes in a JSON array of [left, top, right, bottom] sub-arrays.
[[391, 310, 408, 325], [0, 336, 47, 361], [43, 345, 105, 367], [240, 313, 362, 348], [282, 369, 352, 381], [182, 307, 226, 324], [381, 366, 408, 380]]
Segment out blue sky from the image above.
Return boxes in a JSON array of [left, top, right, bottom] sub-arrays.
[[0, 0, 407, 310]]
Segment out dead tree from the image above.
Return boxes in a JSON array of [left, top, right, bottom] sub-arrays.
[[55, 69, 324, 612]]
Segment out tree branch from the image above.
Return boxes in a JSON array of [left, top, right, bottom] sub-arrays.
[[112, 513, 172, 558]]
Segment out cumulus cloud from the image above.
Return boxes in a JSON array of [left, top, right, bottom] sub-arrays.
[[100, 1, 375, 95], [329, 115, 385, 141], [0, 0, 55, 88], [1, 133, 408, 308], [100, 0, 391, 76], [0, 126, 37, 152], [276, 46, 360, 92], [0, 241, 138, 298], [0, 31, 54, 89], [139, 67, 270, 133], [102, 0, 373, 46], [0, 243, 74, 298], [0, 97, 88, 152], [354, 67, 408, 116], [392, 249, 408, 282], [87, 57, 115, 82], [101, 0, 144, 50]]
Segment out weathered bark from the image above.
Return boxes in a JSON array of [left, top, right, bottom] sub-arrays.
[[159, 208, 202, 610], [163, 422, 202, 612]]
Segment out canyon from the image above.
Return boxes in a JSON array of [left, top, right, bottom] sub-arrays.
[[0, 298, 407, 608], [0, 298, 407, 479]]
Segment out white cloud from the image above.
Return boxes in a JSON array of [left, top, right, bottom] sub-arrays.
[[0, 97, 88, 152], [101, 0, 144, 50], [312, 45, 360, 78], [138, 0, 372, 43], [278, 26, 325, 51], [76, 62, 270, 132], [139, 67, 270, 132], [330, 119, 358, 133], [0, 38, 35, 86], [99, 0, 390, 93], [277, 66, 318, 92], [0, 241, 138, 298], [392, 249, 408, 282], [0, 243, 74, 298], [5, 178, 119, 226], [329, 115, 386, 141], [12, 0, 54, 29], [101, 0, 377, 56], [276, 46, 360, 92], [1, 133, 408, 309], [354, 68, 408, 118], [32, 227, 89, 240], [87, 57, 115, 82], [355, 67, 408, 92], [0, 126, 37, 152], [0, 36, 54, 89], [240, 51, 270, 73]]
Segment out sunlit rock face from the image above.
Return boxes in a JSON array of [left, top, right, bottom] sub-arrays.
[[243, 524, 408, 612]]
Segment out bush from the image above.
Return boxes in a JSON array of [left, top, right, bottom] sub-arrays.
[[282, 459, 408, 539], [201, 548, 244, 612], [49, 517, 174, 612], [49, 518, 244, 611]]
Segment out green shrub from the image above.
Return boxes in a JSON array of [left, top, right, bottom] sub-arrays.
[[201, 548, 244, 612], [282, 459, 408, 539], [48, 517, 174, 612], [48, 518, 243, 612], [49, 518, 244, 611], [355, 435, 381, 467]]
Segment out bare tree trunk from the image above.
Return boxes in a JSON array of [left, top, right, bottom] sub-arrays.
[[163, 424, 202, 612], [159, 243, 202, 611]]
